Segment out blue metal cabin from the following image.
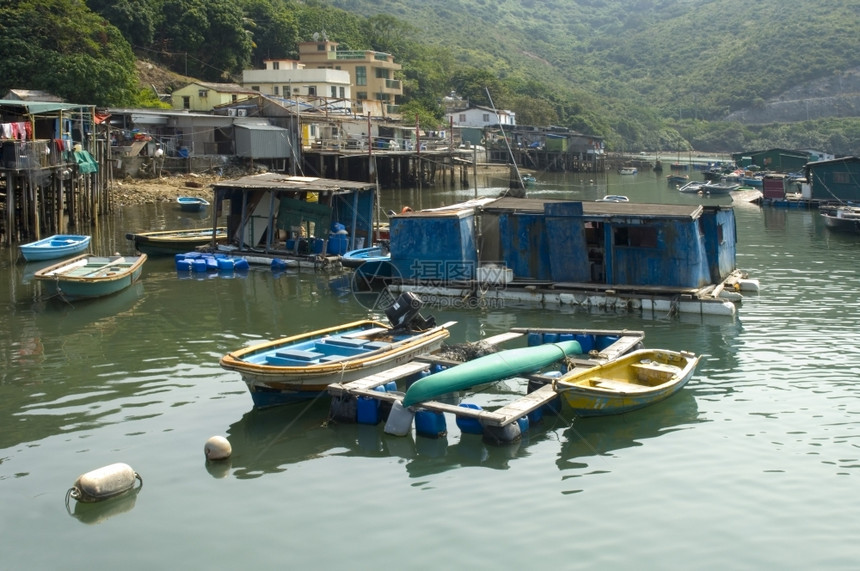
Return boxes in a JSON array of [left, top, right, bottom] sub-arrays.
[[389, 197, 737, 290], [388, 203, 481, 281], [210, 173, 376, 260]]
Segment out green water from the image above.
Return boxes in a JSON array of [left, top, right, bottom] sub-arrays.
[[2, 169, 859, 569]]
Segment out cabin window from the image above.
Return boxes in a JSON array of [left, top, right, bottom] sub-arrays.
[[272, 61, 280, 70], [483, 113, 491, 122], [273, 86, 279, 95], [375, 68, 390, 79], [614, 225, 658, 248], [182, 96, 190, 109], [356, 91, 367, 101], [331, 86, 337, 98], [356, 66, 367, 86], [717, 223, 724, 244], [339, 87, 345, 98], [307, 86, 316, 96], [833, 172, 851, 184]]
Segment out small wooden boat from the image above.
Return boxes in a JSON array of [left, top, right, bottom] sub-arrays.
[[19, 234, 91, 262], [666, 174, 688, 184], [678, 181, 704, 193], [125, 227, 228, 256], [34, 254, 147, 300], [821, 205, 860, 234], [340, 244, 390, 268], [552, 348, 699, 417], [177, 196, 210, 211], [618, 167, 638, 175], [220, 294, 453, 408], [701, 181, 740, 194]]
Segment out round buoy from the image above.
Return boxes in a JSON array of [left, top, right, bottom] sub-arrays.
[[401, 206, 413, 213], [66, 462, 142, 506], [204, 435, 232, 461]]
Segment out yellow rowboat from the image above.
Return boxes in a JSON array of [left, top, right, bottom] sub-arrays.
[[552, 349, 699, 417]]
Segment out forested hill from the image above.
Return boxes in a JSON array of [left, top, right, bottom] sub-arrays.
[[2, 0, 859, 154], [331, 0, 859, 123]]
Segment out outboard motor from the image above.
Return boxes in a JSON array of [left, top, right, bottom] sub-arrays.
[[385, 291, 435, 330]]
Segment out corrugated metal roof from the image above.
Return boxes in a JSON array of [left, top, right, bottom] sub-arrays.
[[0, 100, 92, 114], [211, 172, 375, 194], [484, 197, 704, 218]]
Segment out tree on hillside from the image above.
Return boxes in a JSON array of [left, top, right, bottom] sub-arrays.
[[86, 0, 156, 48], [0, 0, 138, 106], [155, 0, 253, 81], [244, 0, 301, 66]]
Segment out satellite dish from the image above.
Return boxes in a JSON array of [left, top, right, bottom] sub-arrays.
[[312, 32, 319, 41]]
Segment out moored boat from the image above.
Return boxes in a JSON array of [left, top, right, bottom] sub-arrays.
[[552, 348, 699, 416], [401, 339, 584, 407], [34, 253, 147, 300], [619, 167, 638, 175], [220, 293, 453, 407], [820, 205, 860, 234], [19, 234, 91, 262], [340, 243, 391, 269], [678, 181, 704, 193], [595, 194, 629, 202], [126, 227, 228, 256], [700, 180, 740, 194], [177, 196, 210, 211]]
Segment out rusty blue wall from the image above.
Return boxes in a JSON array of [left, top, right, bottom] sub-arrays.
[[543, 202, 590, 282], [389, 213, 478, 282], [609, 219, 710, 288], [699, 207, 737, 282], [498, 212, 552, 280]]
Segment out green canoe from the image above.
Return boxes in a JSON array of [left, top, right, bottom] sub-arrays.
[[402, 340, 581, 407]]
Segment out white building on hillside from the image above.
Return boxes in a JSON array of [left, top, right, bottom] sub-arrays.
[[446, 105, 516, 128], [242, 59, 352, 113]]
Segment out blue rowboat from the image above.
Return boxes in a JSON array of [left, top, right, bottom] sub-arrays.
[[19, 234, 91, 262], [552, 348, 699, 417], [340, 244, 390, 268], [177, 196, 210, 212], [220, 292, 453, 408], [34, 253, 147, 300], [401, 340, 583, 407]]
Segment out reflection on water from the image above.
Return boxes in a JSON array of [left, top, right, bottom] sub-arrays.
[[556, 390, 701, 485]]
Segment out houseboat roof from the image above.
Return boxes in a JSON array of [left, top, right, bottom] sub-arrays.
[[483, 197, 709, 219], [211, 173, 376, 195]]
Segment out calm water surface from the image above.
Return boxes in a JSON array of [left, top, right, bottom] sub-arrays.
[[2, 170, 859, 569]]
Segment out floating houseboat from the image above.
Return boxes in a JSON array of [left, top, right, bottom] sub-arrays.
[[382, 197, 758, 317], [206, 173, 381, 268]]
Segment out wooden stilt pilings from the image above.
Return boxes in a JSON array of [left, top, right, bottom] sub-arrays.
[[0, 138, 110, 245]]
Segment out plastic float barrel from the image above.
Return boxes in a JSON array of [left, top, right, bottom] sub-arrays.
[[175, 258, 192, 272], [415, 410, 447, 438], [455, 403, 484, 435], [527, 332, 542, 346], [357, 395, 380, 425], [66, 463, 142, 505], [191, 258, 208, 272], [383, 400, 414, 436]]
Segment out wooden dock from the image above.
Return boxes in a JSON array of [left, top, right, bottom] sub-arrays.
[[327, 329, 645, 444]]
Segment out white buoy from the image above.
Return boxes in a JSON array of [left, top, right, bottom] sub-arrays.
[[66, 462, 142, 505], [204, 435, 232, 460]]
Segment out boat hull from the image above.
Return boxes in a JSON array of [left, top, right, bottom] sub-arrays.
[[34, 254, 147, 300], [402, 340, 583, 407], [126, 227, 228, 256], [553, 349, 698, 416], [220, 320, 452, 407], [821, 209, 860, 234], [340, 245, 390, 268], [20, 234, 91, 261], [177, 197, 209, 211]]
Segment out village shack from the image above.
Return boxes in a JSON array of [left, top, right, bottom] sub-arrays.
[[209, 173, 376, 267], [803, 156, 860, 204], [388, 197, 753, 316]]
